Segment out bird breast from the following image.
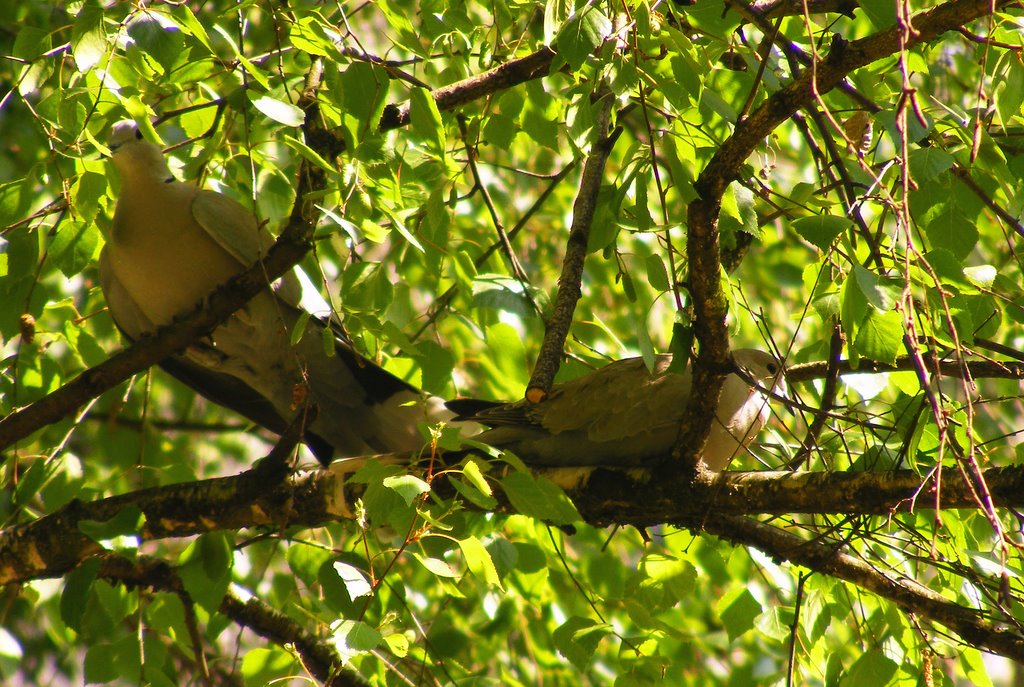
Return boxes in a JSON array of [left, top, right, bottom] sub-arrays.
[[108, 186, 245, 328]]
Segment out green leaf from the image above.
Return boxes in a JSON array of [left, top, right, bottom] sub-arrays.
[[450, 458, 498, 509], [383, 632, 409, 657], [684, 0, 743, 35], [178, 533, 232, 613], [84, 642, 121, 683], [450, 476, 499, 509], [289, 16, 337, 57], [852, 265, 900, 312], [332, 619, 382, 653], [857, 0, 897, 29], [0, 180, 33, 229], [500, 471, 581, 525], [543, 0, 572, 42], [340, 62, 391, 131], [645, 254, 670, 292], [908, 147, 954, 180], [923, 204, 978, 259], [718, 588, 762, 641], [963, 264, 996, 289], [925, 248, 973, 289], [333, 561, 373, 599], [483, 112, 517, 150], [286, 542, 333, 587], [351, 461, 419, 533], [995, 54, 1024, 127], [552, 617, 611, 669], [169, 5, 215, 52], [852, 309, 903, 364], [50, 219, 100, 278], [70, 4, 106, 72], [413, 552, 460, 578], [754, 606, 791, 641], [379, 204, 425, 252], [410, 87, 445, 153], [554, 7, 612, 70], [460, 458, 493, 497], [719, 184, 757, 238], [13, 26, 50, 61], [588, 184, 621, 252], [241, 648, 298, 686], [61, 557, 102, 632], [951, 293, 1001, 342], [479, 321, 531, 399], [793, 215, 853, 251], [958, 647, 995, 687], [522, 91, 561, 149], [458, 535, 503, 589], [282, 134, 336, 172], [638, 552, 697, 598], [842, 648, 897, 686], [127, 15, 184, 75], [382, 474, 431, 506], [840, 272, 868, 340], [250, 95, 305, 127], [78, 506, 144, 544]]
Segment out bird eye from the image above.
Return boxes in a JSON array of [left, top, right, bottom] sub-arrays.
[[767, 362, 779, 374], [134, 129, 143, 140]]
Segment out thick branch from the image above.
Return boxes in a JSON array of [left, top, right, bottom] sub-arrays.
[[8, 464, 1024, 662], [6, 464, 1024, 586], [0, 459, 374, 586]]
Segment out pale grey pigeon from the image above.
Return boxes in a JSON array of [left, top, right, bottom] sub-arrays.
[[447, 349, 785, 470], [99, 120, 457, 464]]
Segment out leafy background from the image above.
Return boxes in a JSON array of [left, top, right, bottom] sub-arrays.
[[1, 0, 1024, 685]]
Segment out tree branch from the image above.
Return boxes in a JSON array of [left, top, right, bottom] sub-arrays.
[[98, 554, 365, 686], [698, 513, 1024, 661], [526, 87, 619, 401], [8, 463, 1024, 662], [7, 463, 1024, 584], [378, 47, 556, 131]]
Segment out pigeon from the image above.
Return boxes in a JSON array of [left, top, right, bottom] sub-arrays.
[[447, 349, 785, 470], [99, 120, 456, 464]]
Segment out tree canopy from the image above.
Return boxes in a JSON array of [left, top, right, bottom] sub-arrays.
[[2, 0, 1024, 685]]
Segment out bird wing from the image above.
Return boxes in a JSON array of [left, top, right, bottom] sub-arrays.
[[537, 355, 685, 442], [465, 355, 685, 442], [190, 190, 270, 268], [191, 188, 336, 320]]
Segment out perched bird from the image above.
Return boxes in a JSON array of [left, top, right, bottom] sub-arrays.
[[99, 120, 455, 464], [447, 349, 785, 470]]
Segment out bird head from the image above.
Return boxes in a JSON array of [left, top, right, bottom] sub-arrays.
[[107, 120, 171, 182], [733, 348, 787, 401]]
